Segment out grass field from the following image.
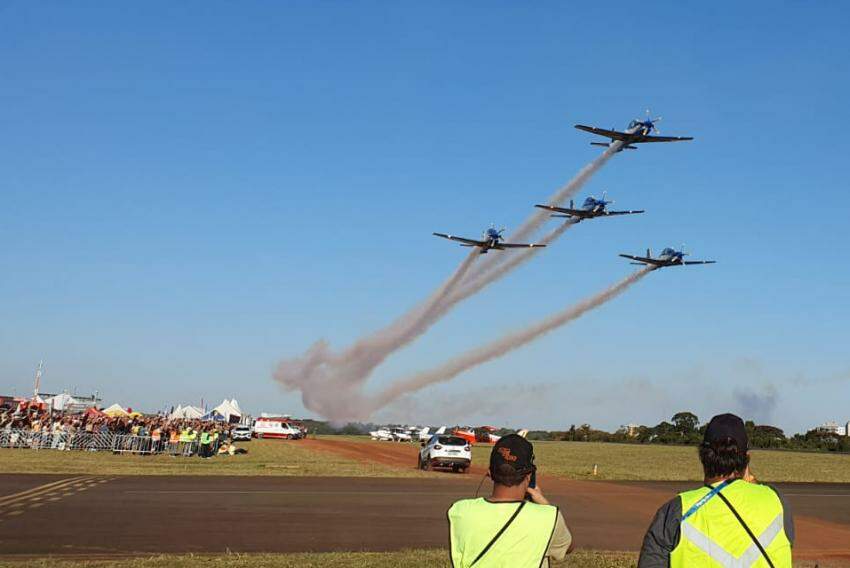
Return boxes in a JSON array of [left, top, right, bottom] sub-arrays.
[[2, 436, 850, 482], [470, 440, 850, 483], [0, 550, 838, 568], [0, 438, 406, 477]]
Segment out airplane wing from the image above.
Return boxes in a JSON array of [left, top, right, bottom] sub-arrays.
[[498, 242, 546, 249], [433, 233, 485, 247], [619, 253, 665, 266], [603, 209, 645, 216], [534, 204, 587, 218], [633, 135, 694, 143], [574, 124, 631, 141], [683, 260, 716, 265]]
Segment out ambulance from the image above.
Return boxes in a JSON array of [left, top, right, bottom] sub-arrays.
[[252, 416, 303, 439]]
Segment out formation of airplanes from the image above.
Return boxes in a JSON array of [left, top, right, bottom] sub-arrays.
[[433, 112, 714, 269]]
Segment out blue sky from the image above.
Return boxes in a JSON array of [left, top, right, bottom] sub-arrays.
[[2, 2, 848, 434]]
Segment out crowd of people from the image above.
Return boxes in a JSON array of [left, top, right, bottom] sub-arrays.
[[0, 405, 244, 458]]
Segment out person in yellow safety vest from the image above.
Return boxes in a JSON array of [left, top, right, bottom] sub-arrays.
[[199, 430, 212, 458], [638, 413, 794, 568], [179, 428, 190, 443], [448, 435, 573, 568]]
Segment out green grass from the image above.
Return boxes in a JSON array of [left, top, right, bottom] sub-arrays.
[[3, 436, 850, 482], [0, 550, 836, 568], [470, 441, 850, 483], [0, 438, 406, 478]]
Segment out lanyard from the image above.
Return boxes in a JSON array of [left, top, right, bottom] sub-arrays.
[[682, 479, 734, 522]]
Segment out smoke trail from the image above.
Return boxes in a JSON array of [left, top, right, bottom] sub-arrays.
[[367, 266, 653, 413], [454, 142, 622, 295], [273, 250, 478, 421]]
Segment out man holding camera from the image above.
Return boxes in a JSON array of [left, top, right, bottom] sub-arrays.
[[638, 413, 794, 567], [448, 434, 572, 567]]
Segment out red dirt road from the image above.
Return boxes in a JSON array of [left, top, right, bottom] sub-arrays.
[[301, 437, 850, 561]]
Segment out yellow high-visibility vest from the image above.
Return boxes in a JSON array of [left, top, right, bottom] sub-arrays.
[[672, 480, 792, 568], [448, 498, 557, 568]]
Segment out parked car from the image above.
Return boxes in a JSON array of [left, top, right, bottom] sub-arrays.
[[231, 425, 253, 441], [418, 435, 471, 473], [253, 417, 303, 440]]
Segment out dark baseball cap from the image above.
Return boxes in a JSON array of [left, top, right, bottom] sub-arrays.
[[703, 413, 748, 450], [490, 434, 535, 474]]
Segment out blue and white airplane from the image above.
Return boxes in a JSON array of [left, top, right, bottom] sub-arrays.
[[534, 192, 644, 223], [575, 110, 693, 151], [620, 246, 715, 268], [433, 226, 545, 254]]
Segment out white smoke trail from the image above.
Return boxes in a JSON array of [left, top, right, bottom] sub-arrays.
[[273, 141, 625, 421], [367, 267, 653, 413], [273, 250, 478, 421], [461, 142, 623, 283]]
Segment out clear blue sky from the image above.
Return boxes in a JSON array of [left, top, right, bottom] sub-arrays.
[[2, 2, 848, 434]]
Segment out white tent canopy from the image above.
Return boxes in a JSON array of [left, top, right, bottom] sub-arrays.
[[213, 398, 242, 422], [169, 405, 204, 420], [45, 393, 80, 411]]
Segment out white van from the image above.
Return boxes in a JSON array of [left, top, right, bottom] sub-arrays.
[[253, 417, 303, 440]]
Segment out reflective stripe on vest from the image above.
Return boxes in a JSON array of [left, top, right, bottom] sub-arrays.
[[448, 498, 557, 568], [671, 482, 792, 568], [681, 513, 784, 567]]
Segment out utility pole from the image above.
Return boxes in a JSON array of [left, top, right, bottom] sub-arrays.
[[33, 360, 44, 398]]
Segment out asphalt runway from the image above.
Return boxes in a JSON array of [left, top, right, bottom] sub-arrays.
[[1, 474, 849, 561]]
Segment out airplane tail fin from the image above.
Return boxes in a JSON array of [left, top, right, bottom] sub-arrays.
[[517, 429, 529, 439], [435, 426, 446, 435]]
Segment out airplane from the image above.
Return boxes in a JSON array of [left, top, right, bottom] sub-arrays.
[[418, 426, 447, 442], [452, 426, 529, 446], [534, 192, 644, 223], [574, 110, 693, 151], [619, 246, 716, 268], [433, 225, 545, 254]]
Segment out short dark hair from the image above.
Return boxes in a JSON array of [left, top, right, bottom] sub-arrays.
[[699, 436, 749, 478], [490, 463, 530, 487]]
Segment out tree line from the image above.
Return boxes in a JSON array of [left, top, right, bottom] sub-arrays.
[[299, 413, 850, 454], [517, 412, 850, 453]]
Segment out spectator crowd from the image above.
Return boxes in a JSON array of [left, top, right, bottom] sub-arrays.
[[0, 404, 244, 458]]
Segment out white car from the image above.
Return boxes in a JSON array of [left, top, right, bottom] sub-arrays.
[[231, 425, 253, 441], [418, 435, 471, 473]]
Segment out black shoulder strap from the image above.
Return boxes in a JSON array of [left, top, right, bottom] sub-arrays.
[[471, 501, 526, 566], [715, 490, 776, 568]]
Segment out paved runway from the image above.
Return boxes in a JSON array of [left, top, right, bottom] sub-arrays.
[[1, 474, 849, 561]]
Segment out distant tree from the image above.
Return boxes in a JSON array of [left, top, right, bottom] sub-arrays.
[[671, 412, 700, 435], [751, 425, 787, 449], [565, 424, 577, 442]]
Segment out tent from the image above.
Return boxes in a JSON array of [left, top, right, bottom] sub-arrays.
[[45, 393, 80, 412], [201, 409, 226, 422], [169, 405, 204, 420], [103, 403, 129, 417], [84, 407, 105, 418], [213, 399, 242, 423]]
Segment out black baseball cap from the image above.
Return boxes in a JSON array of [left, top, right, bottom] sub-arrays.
[[703, 413, 748, 450], [490, 434, 535, 474]]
